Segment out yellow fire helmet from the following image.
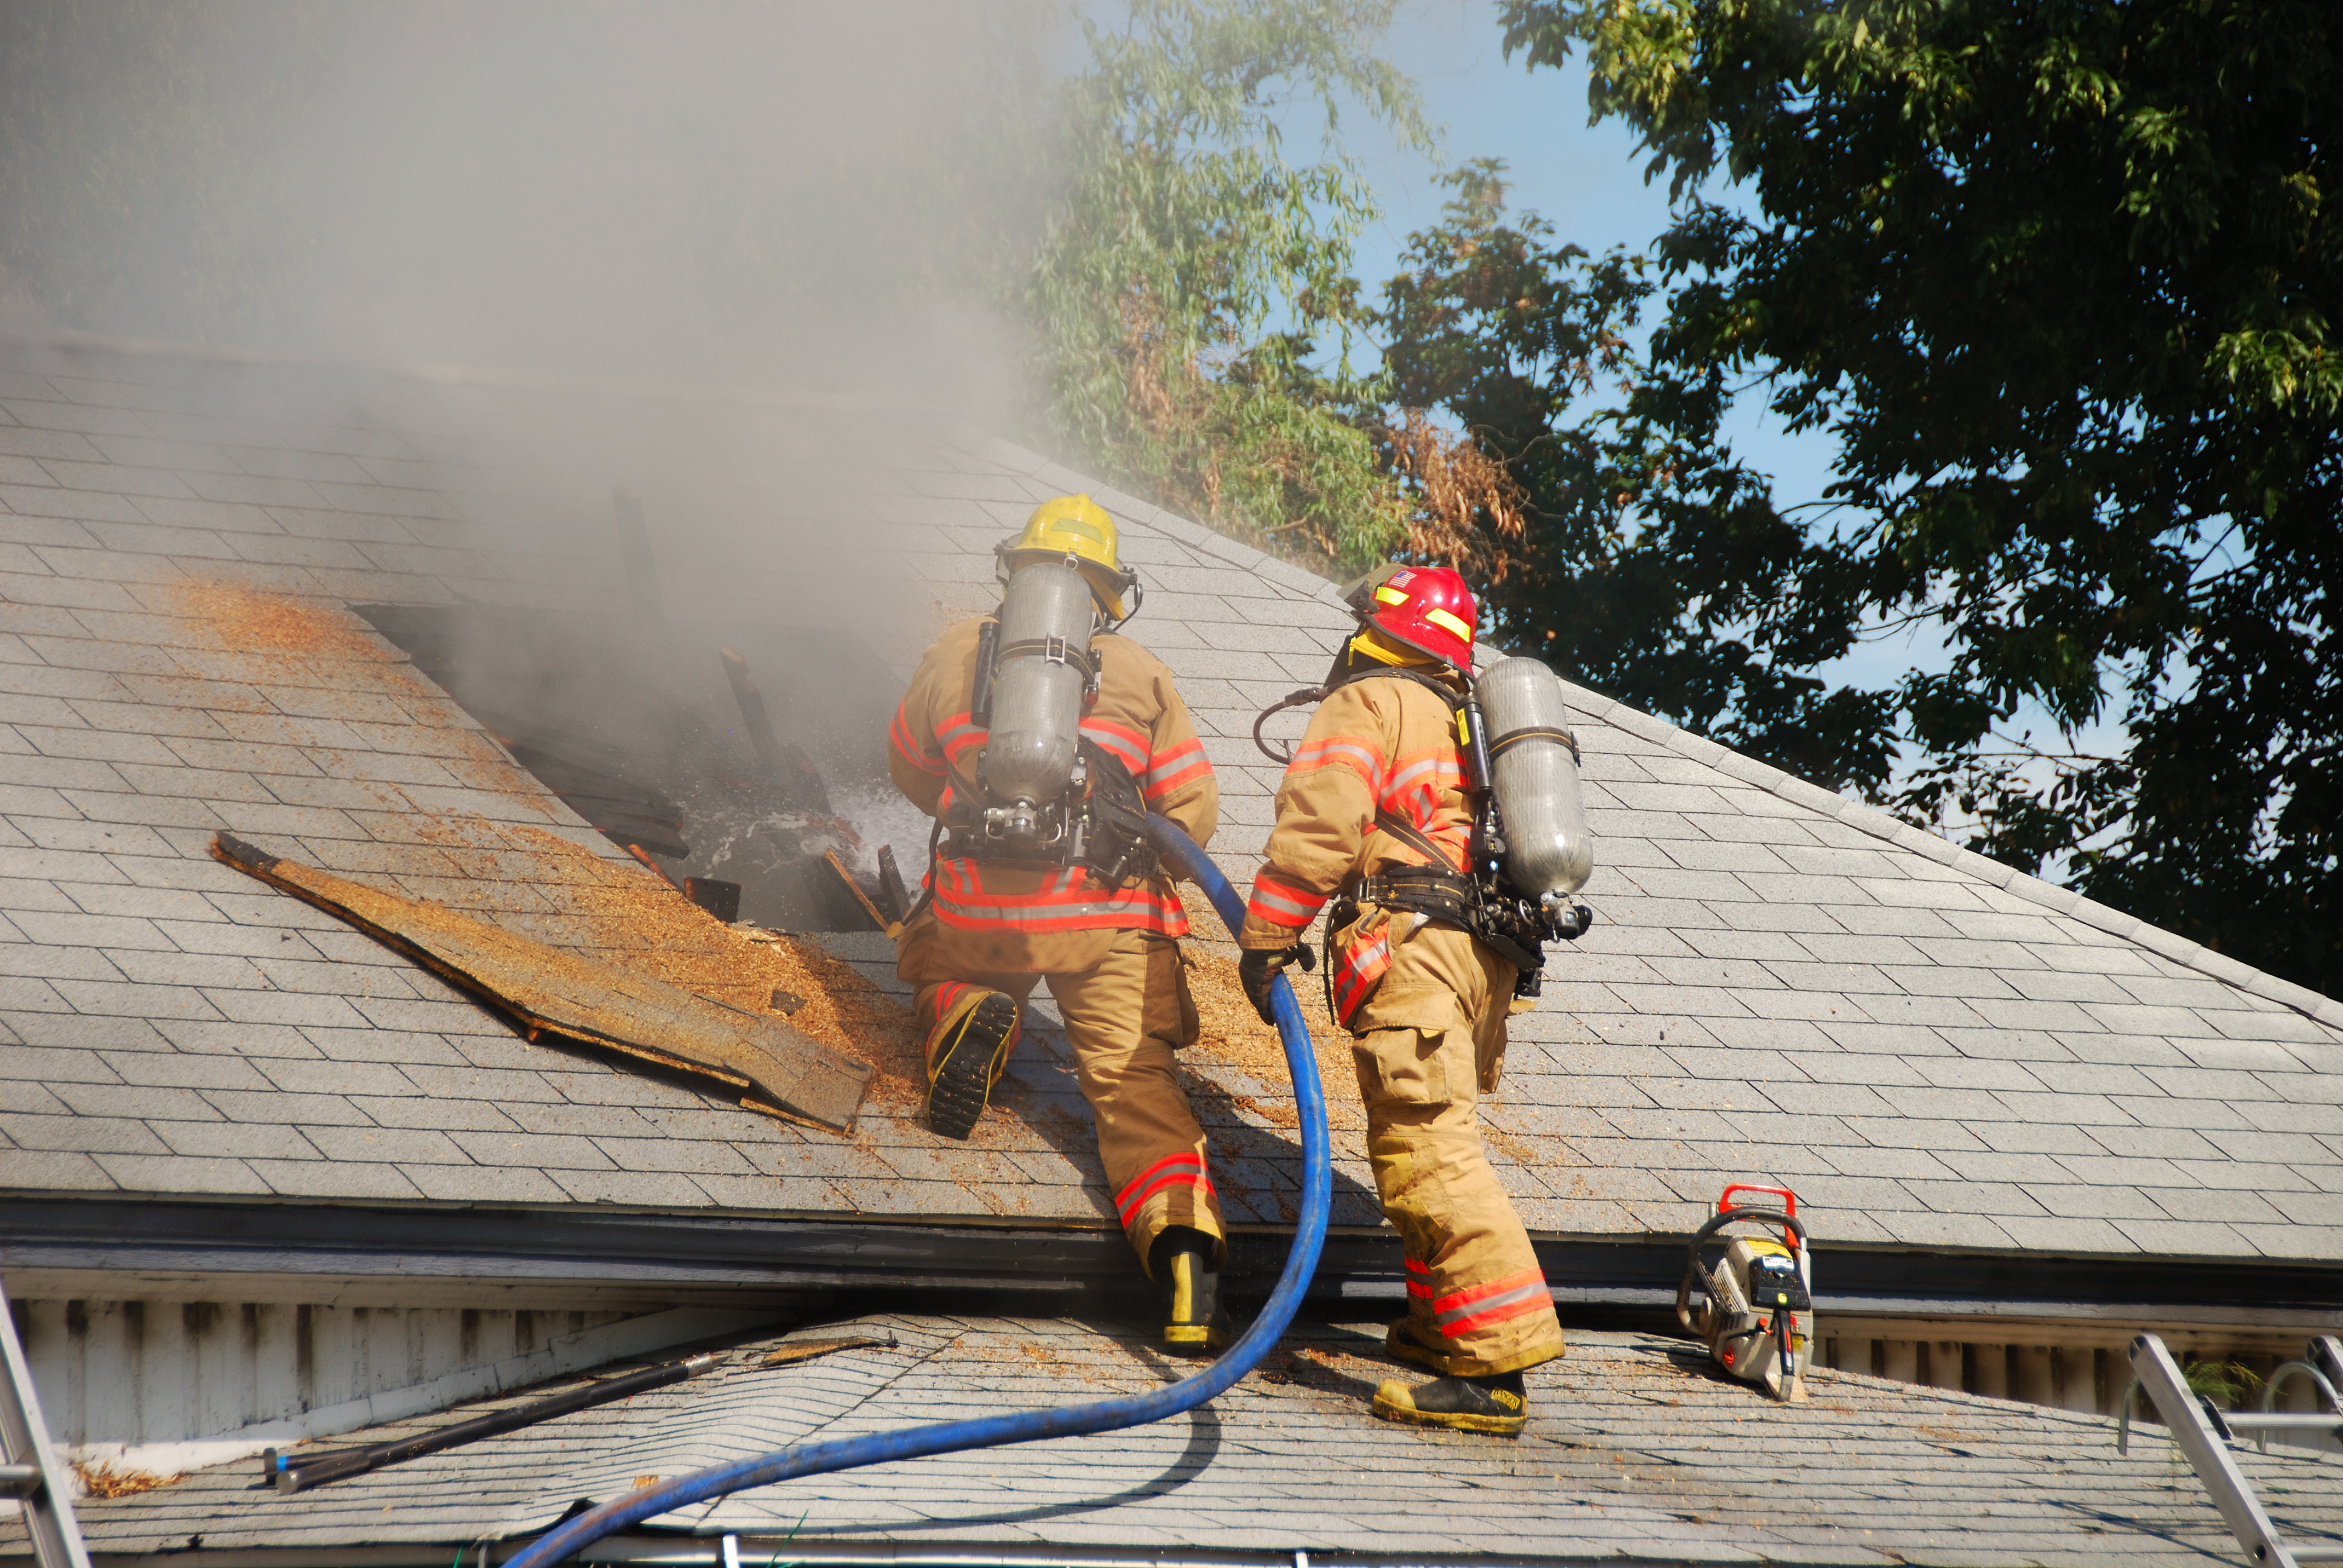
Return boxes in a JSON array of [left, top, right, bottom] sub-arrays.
[[997, 493, 1142, 624]]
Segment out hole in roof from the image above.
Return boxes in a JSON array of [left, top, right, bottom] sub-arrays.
[[356, 602, 920, 932]]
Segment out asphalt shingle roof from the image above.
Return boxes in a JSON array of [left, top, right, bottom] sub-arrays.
[[33, 1312, 2343, 1567], [0, 334, 2338, 1263]]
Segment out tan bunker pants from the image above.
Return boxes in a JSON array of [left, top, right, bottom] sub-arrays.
[[908, 927, 1224, 1270], [1342, 912, 1564, 1377]]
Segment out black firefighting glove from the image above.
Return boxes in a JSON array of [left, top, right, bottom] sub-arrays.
[[1237, 942, 1316, 1024]]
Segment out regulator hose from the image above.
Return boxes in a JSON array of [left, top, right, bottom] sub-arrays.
[[500, 817, 1329, 1568]]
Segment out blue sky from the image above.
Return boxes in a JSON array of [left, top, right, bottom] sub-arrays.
[[1318, 2, 2128, 820], [1335, 2, 1924, 694]]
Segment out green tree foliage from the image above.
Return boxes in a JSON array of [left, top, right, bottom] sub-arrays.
[[1374, 162, 1895, 791], [1029, 0, 1434, 567], [1491, 0, 2342, 992]]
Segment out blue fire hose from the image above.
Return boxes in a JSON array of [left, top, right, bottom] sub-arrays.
[[500, 817, 1330, 1568]]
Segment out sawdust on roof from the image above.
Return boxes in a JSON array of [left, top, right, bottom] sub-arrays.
[[508, 825, 923, 1110], [172, 578, 387, 661], [171, 577, 569, 807], [1181, 946, 1362, 1133]]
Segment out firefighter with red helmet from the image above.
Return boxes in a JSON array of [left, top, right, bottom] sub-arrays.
[[889, 495, 1230, 1355], [1238, 564, 1566, 1436]]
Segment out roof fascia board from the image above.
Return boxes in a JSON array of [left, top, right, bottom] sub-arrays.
[[72, 1549, 1666, 1568], [7, 1198, 2337, 1319], [580, 1543, 1669, 1568]]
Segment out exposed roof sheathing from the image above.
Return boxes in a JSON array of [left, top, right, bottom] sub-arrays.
[[38, 1313, 2343, 1567], [0, 335, 2338, 1263]]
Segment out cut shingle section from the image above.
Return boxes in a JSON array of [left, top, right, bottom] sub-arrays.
[[0, 333, 2336, 1264]]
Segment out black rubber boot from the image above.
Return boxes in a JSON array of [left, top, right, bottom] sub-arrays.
[[1150, 1226, 1233, 1358], [926, 992, 1019, 1140], [1371, 1369, 1529, 1436]]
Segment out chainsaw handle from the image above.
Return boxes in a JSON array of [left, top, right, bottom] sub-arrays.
[[1720, 1183, 1797, 1220], [1676, 1204, 1810, 1338]]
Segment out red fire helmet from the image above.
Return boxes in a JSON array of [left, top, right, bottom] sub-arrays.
[[1356, 564, 1477, 670]]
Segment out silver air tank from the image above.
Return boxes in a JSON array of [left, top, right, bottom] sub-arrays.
[[1478, 656, 1594, 896], [979, 561, 1098, 808]]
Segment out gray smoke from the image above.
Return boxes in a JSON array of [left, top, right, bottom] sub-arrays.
[[0, 1, 1055, 417]]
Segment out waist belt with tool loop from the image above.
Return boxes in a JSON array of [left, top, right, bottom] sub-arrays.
[[1319, 811, 1548, 1022]]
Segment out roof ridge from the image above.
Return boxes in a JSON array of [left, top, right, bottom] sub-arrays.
[[961, 430, 2340, 1036]]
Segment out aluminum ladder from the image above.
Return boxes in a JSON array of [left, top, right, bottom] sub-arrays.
[[2123, 1333, 2343, 1567], [0, 1276, 90, 1568]]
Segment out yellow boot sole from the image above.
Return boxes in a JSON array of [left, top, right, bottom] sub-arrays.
[[1369, 1377, 1527, 1437]]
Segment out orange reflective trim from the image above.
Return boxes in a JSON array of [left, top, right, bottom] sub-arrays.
[[1288, 735, 1384, 792], [1142, 737, 1212, 801], [1116, 1171, 1214, 1226], [930, 871, 1192, 936], [1432, 1267, 1548, 1318], [890, 704, 945, 776], [1144, 757, 1212, 801], [1431, 1263, 1554, 1336], [1438, 1286, 1554, 1338], [1245, 867, 1324, 929], [1378, 748, 1461, 808], [1115, 1151, 1209, 1221], [936, 710, 988, 768], [1332, 926, 1391, 1022]]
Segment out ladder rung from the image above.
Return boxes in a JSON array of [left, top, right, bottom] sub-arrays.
[[2226, 1414, 2343, 1435], [0, 1461, 44, 1496]]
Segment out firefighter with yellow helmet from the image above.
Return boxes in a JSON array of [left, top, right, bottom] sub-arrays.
[[1236, 563, 1594, 1436], [888, 494, 1229, 1353]]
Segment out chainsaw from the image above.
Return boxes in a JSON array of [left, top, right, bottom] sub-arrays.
[[1676, 1184, 1812, 1402]]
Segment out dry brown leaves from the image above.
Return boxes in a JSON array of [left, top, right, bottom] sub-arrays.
[[73, 1462, 180, 1498], [1384, 408, 1529, 584]]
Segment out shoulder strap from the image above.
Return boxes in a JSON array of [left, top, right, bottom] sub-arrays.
[[1372, 808, 1462, 874], [1331, 663, 1465, 711]]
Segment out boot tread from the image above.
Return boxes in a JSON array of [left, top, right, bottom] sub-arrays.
[[927, 993, 1018, 1140]]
